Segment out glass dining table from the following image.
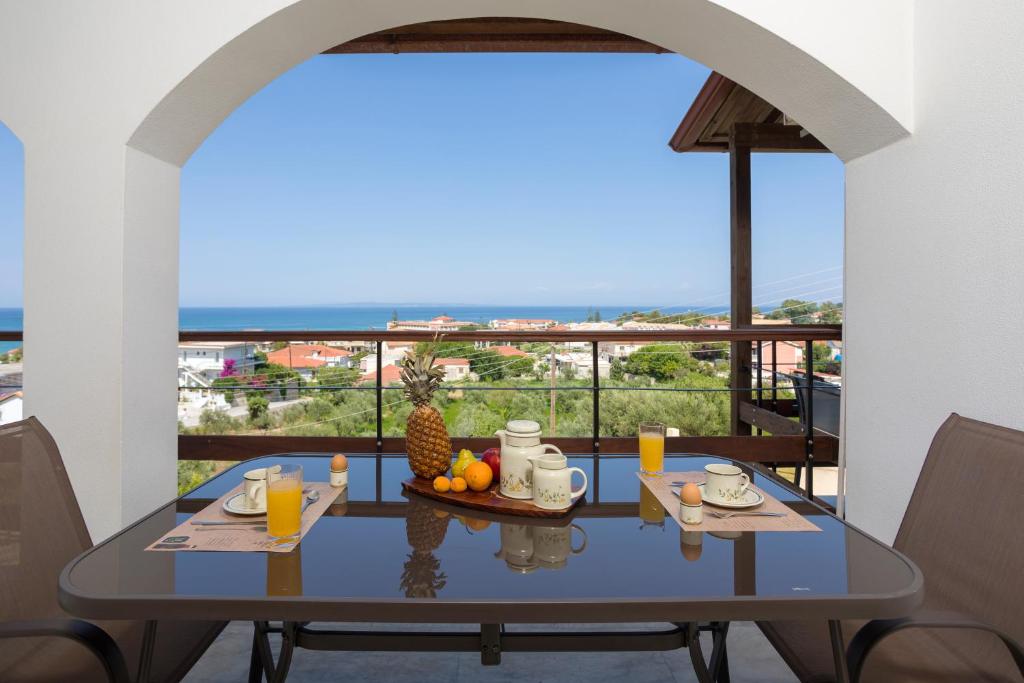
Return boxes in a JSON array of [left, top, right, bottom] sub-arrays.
[[59, 454, 923, 683]]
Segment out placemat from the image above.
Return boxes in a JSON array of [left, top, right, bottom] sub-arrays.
[[146, 482, 342, 553], [637, 472, 820, 532]]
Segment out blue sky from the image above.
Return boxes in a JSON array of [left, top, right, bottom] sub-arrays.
[[0, 53, 844, 309]]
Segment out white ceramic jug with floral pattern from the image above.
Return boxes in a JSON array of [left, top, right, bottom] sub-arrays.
[[495, 420, 562, 500], [528, 453, 588, 510]]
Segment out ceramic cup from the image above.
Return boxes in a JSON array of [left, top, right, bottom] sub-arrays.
[[703, 463, 750, 503], [532, 524, 587, 570], [243, 465, 281, 510]]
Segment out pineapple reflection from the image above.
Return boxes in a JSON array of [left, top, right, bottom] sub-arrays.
[[401, 498, 449, 598]]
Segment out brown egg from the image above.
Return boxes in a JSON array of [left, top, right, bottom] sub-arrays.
[[680, 482, 702, 506], [330, 453, 348, 471]]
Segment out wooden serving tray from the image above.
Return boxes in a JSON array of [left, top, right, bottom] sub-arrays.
[[401, 477, 584, 518]]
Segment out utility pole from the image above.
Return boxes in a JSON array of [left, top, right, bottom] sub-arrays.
[[549, 344, 557, 433]]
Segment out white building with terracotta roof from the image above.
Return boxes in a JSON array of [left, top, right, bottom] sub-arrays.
[[489, 318, 556, 331], [0, 390, 23, 425], [387, 315, 475, 332], [266, 343, 353, 379]]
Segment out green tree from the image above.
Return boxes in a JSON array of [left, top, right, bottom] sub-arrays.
[[247, 393, 269, 420], [768, 299, 818, 323], [315, 365, 360, 387], [610, 357, 625, 380], [624, 344, 697, 381], [818, 301, 843, 324]]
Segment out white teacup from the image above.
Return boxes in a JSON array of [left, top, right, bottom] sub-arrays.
[[704, 463, 750, 503], [243, 465, 281, 511]]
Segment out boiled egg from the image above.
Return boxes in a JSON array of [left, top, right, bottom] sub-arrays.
[[330, 453, 349, 472], [680, 482, 702, 506]]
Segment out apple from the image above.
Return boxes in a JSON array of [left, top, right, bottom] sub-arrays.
[[481, 447, 501, 480]]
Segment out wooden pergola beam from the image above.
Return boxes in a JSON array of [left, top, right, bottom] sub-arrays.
[[324, 18, 668, 54], [729, 133, 753, 436]]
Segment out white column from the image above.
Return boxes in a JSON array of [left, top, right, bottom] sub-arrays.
[[23, 138, 179, 541]]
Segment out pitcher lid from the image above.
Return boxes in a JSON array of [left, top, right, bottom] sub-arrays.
[[505, 419, 541, 436]]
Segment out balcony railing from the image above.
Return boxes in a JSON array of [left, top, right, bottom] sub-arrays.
[[1, 325, 841, 499]]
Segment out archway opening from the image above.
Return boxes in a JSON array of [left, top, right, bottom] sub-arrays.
[[0, 121, 23, 425], [174, 17, 845, 499]]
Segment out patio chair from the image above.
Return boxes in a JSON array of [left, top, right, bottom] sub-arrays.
[[758, 413, 1024, 682], [788, 372, 842, 488], [0, 417, 226, 682]]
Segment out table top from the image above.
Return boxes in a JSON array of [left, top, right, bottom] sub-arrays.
[[60, 454, 922, 624]]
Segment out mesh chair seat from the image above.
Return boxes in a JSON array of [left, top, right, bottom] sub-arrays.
[[758, 413, 1024, 682], [0, 417, 225, 682]]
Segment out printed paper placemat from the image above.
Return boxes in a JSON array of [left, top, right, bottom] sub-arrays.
[[637, 472, 820, 532], [146, 482, 342, 553]]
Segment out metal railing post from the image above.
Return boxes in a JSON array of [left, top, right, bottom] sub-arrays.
[[754, 340, 763, 436], [375, 341, 383, 455], [804, 339, 815, 499], [592, 341, 600, 454], [770, 340, 778, 412]]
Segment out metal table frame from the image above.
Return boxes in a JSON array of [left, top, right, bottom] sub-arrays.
[[61, 455, 919, 683]]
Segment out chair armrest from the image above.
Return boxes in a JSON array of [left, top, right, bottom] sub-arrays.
[[847, 611, 1024, 683], [0, 618, 131, 683]]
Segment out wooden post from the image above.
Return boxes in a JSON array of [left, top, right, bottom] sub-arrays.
[[729, 134, 753, 436]]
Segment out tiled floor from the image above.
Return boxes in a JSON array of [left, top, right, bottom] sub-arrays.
[[186, 621, 797, 682]]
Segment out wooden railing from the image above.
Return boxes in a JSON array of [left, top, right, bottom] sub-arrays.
[[2, 325, 842, 496]]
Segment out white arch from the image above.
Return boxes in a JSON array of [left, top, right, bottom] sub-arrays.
[[2, 0, 917, 538], [128, 0, 912, 166]]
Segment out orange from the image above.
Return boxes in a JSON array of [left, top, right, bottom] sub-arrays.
[[432, 476, 451, 493], [450, 477, 467, 493], [464, 461, 493, 492], [466, 517, 491, 532]]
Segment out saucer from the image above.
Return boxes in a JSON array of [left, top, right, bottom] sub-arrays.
[[222, 493, 266, 516], [697, 483, 764, 509]]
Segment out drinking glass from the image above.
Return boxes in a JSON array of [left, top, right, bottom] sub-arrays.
[[638, 422, 666, 475], [266, 464, 303, 541]]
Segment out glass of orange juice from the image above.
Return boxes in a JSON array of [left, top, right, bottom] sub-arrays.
[[639, 422, 666, 475], [267, 464, 303, 541]]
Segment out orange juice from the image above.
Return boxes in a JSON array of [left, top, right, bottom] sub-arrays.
[[267, 479, 302, 538], [639, 483, 665, 525], [639, 433, 665, 474]]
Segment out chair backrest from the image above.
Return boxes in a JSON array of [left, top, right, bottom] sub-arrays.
[[788, 373, 841, 437], [0, 417, 91, 621], [894, 413, 1023, 644]]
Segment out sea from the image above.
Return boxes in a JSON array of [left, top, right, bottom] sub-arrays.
[[0, 304, 730, 354]]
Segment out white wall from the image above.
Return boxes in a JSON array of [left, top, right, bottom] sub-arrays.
[[0, 0, 921, 539], [843, 0, 1024, 542]]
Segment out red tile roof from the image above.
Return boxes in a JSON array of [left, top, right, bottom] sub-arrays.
[[434, 358, 470, 366], [267, 344, 351, 369], [359, 364, 404, 385], [490, 345, 528, 357]]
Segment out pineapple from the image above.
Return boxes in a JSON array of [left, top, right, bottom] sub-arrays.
[[400, 344, 453, 479], [401, 499, 449, 598]]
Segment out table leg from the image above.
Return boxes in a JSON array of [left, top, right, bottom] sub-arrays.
[[137, 620, 157, 683], [829, 620, 850, 683], [252, 620, 298, 683], [686, 623, 715, 683], [248, 627, 264, 683]]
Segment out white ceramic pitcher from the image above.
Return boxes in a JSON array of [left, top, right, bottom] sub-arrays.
[[528, 452, 588, 510], [495, 420, 562, 500]]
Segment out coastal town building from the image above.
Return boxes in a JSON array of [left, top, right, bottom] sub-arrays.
[[387, 315, 475, 332], [434, 358, 471, 381], [554, 352, 611, 379], [0, 390, 22, 425], [358, 364, 403, 386], [177, 342, 256, 387], [489, 318, 556, 331], [266, 343, 354, 380], [489, 345, 528, 358]]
